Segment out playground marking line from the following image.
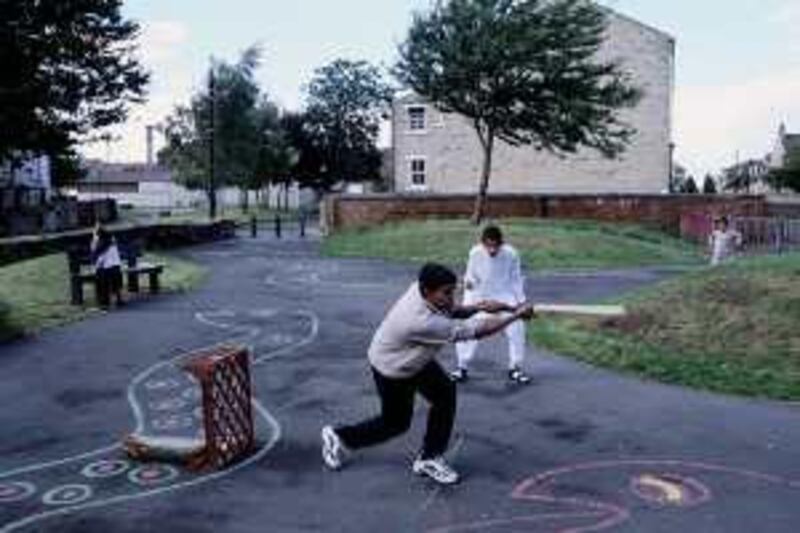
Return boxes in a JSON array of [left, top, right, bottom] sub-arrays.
[[429, 458, 800, 533], [0, 309, 319, 533]]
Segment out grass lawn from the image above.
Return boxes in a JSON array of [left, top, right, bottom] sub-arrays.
[[530, 253, 800, 400], [322, 219, 702, 271], [0, 252, 206, 342]]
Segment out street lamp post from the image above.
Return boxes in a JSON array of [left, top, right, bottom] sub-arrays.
[[208, 63, 217, 220]]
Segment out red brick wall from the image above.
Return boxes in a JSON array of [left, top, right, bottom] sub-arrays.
[[322, 194, 767, 235]]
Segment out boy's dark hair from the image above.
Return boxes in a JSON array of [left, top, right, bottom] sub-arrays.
[[418, 263, 457, 294], [481, 225, 503, 244], [95, 227, 112, 256]]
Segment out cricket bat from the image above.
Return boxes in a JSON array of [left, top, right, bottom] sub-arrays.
[[533, 303, 627, 317]]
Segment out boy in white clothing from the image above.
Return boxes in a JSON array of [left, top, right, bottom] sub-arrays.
[[451, 225, 531, 384], [91, 226, 124, 308], [708, 216, 742, 266]]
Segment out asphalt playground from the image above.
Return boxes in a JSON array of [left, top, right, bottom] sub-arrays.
[[1, 230, 799, 532]]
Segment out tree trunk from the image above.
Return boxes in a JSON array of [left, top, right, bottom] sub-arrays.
[[471, 132, 494, 225], [241, 188, 249, 213], [207, 188, 217, 220]]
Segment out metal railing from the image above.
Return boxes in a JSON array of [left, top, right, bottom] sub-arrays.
[[732, 216, 800, 255]]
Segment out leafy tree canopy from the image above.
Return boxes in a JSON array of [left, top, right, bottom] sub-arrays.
[[394, 0, 641, 222], [0, 0, 149, 164]]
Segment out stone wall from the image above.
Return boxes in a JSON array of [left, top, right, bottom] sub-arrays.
[[393, 11, 675, 195]]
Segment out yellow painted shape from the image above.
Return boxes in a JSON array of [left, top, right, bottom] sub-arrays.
[[638, 474, 685, 503]]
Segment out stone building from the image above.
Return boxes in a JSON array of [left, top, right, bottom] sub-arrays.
[[392, 9, 674, 195]]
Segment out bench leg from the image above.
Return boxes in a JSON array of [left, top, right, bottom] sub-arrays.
[[128, 272, 140, 293], [149, 272, 161, 294], [96, 275, 110, 308], [70, 278, 83, 306]]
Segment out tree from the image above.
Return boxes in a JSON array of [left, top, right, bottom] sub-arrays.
[[299, 59, 392, 192], [0, 0, 149, 164], [670, 163, 688, 194], [766, 150, 800, 193], [252, 100, 297, 210], [50, 150, 86, 189], [160, 46, 288, 218], [683, 176, 699, 194], [702, 174, 717, 194], [395, 0, 641, 223], [281, 112, 328, 192], [159, 102, 214, 215]]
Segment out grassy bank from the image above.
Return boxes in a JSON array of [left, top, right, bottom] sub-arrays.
[[323, 219, 702, 271], [530, 253, 800, 400], [0, 252, 206, 342]]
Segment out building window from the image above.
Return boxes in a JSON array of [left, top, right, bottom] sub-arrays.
[[410, 158, 426, 187], [407, 106, 426, 131]]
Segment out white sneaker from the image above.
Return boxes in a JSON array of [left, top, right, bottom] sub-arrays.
[[508, 367, 532, 385], [412, 456, 460, 485], [321, 425, 348, 470], [450, 367, 469, 382]]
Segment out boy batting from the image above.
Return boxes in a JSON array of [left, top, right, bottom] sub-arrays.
[[322, 263, 534, 485]]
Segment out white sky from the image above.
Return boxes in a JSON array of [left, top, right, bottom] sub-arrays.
[[82, 0, 800, 179]]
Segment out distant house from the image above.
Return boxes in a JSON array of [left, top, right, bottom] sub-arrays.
[[722, 158, 770, 194], [0, 155, 51, 191], [74, 160, 315, 211], [73, 161, 199, 209], [723, 124, 800, 197], [392, 9, 675, 195], [768, 123, 800, 171], [1, 155, 52, 219]]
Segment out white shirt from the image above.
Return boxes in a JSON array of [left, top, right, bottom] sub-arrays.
[[368, 283, 477, 378], [709, 229, 741, 265], [95, 244, 122, 270], [463, 244, 525, 305]]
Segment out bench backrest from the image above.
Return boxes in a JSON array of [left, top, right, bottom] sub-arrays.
[[66, 239, 142, 272]]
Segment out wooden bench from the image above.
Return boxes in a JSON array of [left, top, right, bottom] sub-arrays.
[[67, 241, 164, 306]]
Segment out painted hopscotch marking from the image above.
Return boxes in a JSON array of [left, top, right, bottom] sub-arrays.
[[151, 415, 195, 431], [180, 387, 202, 402], [0, 484, 36, 504], [80, 460, 130, 480], [428, 459, 800, 533], [41, 485, 92, 507], [0, 308, 319, 533], [263, 261, 390, 291], [630, 473, 710, 507], [128, 465, 179, 487], [144, 379, 181, 391], [148, 398, 188, 412]]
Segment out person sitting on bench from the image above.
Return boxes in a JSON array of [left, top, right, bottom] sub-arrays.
[[91, 226, 124, 308]]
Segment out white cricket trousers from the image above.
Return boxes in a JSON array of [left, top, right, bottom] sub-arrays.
[[456, 292, 527, 370]]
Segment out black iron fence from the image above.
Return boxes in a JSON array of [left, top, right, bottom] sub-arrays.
[[732, 216, 800, 255]]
